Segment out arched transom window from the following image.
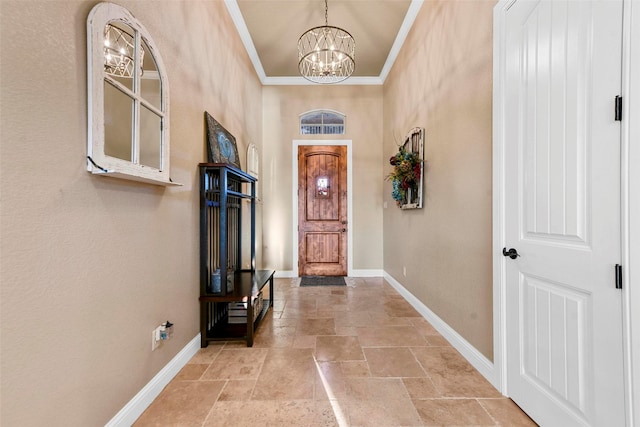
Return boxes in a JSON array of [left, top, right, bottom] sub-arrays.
[[300, 110, 345, 135]]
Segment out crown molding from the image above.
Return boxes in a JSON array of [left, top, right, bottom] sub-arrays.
[[224, 0, 266, 82], [379, 0, 424, 81], [225, 0, 423, 86], [262, 76, 385, 86]]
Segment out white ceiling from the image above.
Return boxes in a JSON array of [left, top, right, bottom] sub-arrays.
[[225, 0, 424, 85]]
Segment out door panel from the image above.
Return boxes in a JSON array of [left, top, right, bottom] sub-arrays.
[[504, 0, 624, 425], [305, 233, 341, 263], [298, 145, 347, 276], [520, 274, 589, 414], [520, 0, 589, 247]]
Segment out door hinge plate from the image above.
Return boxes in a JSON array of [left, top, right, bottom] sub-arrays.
[[615, 95, 622, 121], [615, 264, 623, 289]]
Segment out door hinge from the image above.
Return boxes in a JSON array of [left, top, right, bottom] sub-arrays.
[[615, 264, 623, 289], [615, 95, 622, 121]]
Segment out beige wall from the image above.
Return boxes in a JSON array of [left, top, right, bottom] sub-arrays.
[[262, 85, 383, 273], [383, 0, 496, 359], [0, 1, 261, 425], [1, 0, 495, 423]]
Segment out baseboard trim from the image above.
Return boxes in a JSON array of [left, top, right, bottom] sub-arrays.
[[274, 270, 384, 278], [383, 272, 499, 390], [105, 334, 201, 426], [274, 270, 296, 278], [108, 276, 499, 425], [350, 269, 384, 277]]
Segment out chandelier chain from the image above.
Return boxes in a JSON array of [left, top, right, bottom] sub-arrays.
[[325, 0, 328, 26]]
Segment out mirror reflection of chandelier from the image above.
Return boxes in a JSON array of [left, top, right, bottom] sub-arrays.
[[103, 24, 142, 78], [298, 0, 355, 84]]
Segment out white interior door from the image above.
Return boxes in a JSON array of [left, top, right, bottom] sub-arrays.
[[503, 0, 625, 425]]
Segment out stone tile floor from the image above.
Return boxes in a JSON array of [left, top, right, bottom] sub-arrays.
[[135, 277, 537, 426]]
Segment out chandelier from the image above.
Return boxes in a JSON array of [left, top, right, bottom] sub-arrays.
[[103, 24, 143, 78], [298, 0, 355, 84]]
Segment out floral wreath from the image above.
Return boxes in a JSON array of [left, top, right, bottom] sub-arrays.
[[386, 146, 421, 206]]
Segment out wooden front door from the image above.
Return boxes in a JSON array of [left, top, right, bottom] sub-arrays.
[[298, 145, 347, 276]]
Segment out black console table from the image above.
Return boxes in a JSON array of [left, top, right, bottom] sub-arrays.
[[199, 269, 275, 347], [198, 164, 273, 347]]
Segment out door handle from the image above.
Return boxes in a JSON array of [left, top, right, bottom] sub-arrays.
[[502, 247, 520, 259], [341, 229, 346, 232]]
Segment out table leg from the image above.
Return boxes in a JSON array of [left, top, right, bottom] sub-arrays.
[[246, 298, 254, 347]]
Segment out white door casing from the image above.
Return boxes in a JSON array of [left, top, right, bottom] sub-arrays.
[[501, 0, 625, 426], [623, 0, 640, 422], [292, 140, 353, 277]]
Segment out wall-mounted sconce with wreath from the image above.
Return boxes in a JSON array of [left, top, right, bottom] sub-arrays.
[[386, 127, 425, 209]]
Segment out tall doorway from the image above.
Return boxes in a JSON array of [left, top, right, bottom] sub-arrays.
[[497, 0, 626, 425], [297, 145, 348, 276]]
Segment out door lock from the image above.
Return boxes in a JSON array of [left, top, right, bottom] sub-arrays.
[[502, 247, 520, 259]]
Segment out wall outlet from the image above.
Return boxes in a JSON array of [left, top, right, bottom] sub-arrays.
[[151, 327, 162, 351], [403, 266, 407, 277]]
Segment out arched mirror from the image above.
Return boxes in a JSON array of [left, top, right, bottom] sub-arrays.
[[87, 2, 178, 185]]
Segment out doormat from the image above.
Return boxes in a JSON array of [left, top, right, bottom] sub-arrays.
[[300, 276, 346, 287]]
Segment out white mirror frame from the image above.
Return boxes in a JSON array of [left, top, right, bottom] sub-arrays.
[[87, 2, 179, 186], [247, 143, 260, 200]]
